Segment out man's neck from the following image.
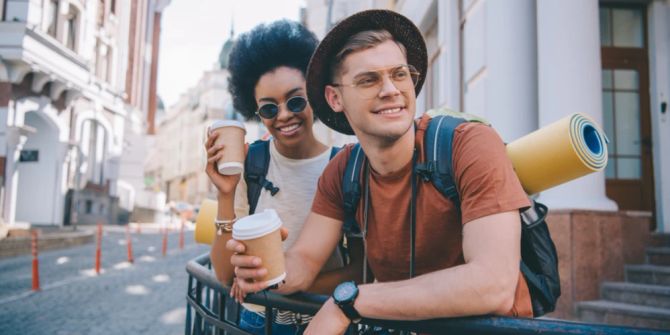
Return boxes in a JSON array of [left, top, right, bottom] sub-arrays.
[[359, 128, 415, 176]]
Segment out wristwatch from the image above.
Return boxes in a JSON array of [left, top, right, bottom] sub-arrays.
[[332, 281, 362, 323]]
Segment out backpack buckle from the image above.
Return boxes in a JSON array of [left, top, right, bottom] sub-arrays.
[[262, 180, 280, 196], [414, 162, 434, 182]]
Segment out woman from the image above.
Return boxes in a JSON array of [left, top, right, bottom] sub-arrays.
[[204, 20, 362, 335]]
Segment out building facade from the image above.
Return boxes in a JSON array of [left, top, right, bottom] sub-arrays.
[[0, 0, 169, 228], [147, 36, 263, 208], [305, 0, 670, 233], [116, 0, 170, 223]]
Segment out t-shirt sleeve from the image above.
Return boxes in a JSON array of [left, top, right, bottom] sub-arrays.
[[310, 146, 352, 221], [452, 123, 531, 224]]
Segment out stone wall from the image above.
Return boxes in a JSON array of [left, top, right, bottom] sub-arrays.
[[545, 210, 652, 319]]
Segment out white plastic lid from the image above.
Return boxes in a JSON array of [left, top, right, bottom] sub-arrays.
[[232, 209, 282, 240], [209, 120, 246, 133], [217, 162, 244, 175]]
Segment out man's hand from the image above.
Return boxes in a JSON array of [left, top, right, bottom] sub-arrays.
[[205, 131, 241, 195], [304, 298, 350, 335], [226, 228, 289, 298]]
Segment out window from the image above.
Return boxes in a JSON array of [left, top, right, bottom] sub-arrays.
[[95, 40, 111, 82], [602, 69, 642, 179], [65, 6, 79, 51], [85, 200, 93, 214], [106, 47, 114, 83], [46, 0, 59, 37], [600, 7, 644, 48], [83, 120, 108, 185], [97, 0, 105, 27]]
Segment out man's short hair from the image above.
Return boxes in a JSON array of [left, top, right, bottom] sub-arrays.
[[329, 29, 408, 83]]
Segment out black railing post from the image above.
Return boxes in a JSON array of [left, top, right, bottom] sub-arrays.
[[185, 275, 194, 335], [264, 305, 273, 335], [193, 279, 204, 335]]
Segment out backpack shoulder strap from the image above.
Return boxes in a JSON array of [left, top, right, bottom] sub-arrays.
[[244, 140, 279, 215], [341, 144, 365, 236], [330, 146, 342, 159], [415, 115, 468, 204]]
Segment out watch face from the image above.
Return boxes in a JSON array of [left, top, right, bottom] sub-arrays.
[[334, 282, 356, 302]]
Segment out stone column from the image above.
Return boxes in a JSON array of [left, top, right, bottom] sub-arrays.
[[648, 1, 670, 232], [1, 81, 12, 225], [3, 126, 30, 226], [536, 0, 617, 210], [462, 0, 538, 142]]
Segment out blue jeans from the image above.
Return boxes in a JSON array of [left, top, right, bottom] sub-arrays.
[[239, 308, 307, 335]]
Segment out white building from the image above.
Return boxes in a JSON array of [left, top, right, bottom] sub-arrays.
[[306, 0, 670, 233], [0, 0, 169, 228]]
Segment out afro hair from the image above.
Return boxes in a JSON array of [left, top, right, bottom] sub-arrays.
[[227, 20, 318, 120]]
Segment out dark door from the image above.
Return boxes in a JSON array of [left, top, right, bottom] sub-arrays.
[[599, 5, 655, 220]]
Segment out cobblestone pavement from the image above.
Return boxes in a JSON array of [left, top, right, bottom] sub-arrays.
[[0, 224, 210, 335]]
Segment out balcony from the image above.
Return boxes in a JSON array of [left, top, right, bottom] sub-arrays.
[[0, 22, 88, 87], [0, 22, 124, 115]]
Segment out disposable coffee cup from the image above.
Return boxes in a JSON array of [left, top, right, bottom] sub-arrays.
[[209, 120, 246, 175], [232, 209, 286, 288]]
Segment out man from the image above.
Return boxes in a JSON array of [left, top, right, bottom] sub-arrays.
[[228, 10, 532, 334]]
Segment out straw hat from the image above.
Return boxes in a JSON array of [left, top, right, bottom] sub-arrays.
[[306, 10, 428, 135]]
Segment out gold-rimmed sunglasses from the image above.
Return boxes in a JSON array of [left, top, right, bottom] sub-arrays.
[[331, 64, 420, 99]]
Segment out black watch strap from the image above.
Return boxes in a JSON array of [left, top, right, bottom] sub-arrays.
[[338, 302, 361, 323], [333, 281, 362, 323]]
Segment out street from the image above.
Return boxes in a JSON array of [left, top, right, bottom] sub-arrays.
[[0, 225, 209, 335]]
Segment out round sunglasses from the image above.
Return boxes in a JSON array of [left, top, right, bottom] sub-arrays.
[[256, 96, 308, 119]]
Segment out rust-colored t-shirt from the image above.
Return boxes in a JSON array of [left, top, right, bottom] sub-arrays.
[[312, 114, 533, 317]]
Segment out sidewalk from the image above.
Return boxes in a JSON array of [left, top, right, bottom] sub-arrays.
[[0, 221, 195, 259], [0, 225, 93, 259]]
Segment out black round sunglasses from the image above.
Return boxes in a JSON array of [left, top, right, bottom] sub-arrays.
[[256, 96, 307, 119]]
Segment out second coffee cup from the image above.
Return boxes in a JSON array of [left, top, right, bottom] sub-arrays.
[[232, 209, 286, 288], [209, 120, 246, 175]]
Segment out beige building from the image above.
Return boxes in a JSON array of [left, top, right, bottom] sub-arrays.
[[148, 35, 263, 207], [116, 0, 170, 223]]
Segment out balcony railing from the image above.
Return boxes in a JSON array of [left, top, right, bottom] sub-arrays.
[[185, 253, 667, 335]]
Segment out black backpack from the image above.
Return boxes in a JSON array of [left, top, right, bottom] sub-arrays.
[[340, 111, 561, 317], [244, 140, 341, 215]]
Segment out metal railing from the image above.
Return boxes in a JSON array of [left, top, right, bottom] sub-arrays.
[[185, 253, 668, 335]]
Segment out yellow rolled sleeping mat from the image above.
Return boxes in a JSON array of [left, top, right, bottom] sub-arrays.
[[195, 198, 218, 244], [195, 112, 608, 244], [506, 113, 608, 195]]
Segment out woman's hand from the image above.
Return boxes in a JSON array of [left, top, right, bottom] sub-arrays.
[[205, 131, 242, 195], [226, 228, 290, 297], [230, 278, 246, 303]]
